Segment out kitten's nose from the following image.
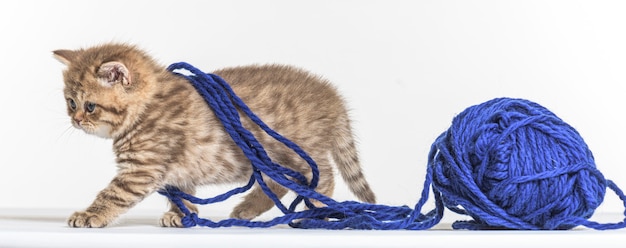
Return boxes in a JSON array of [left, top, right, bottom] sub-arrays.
[[74, 116, 84, 125], [74, 112, 84, 125]]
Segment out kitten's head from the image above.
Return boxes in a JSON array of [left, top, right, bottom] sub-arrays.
[[53, 43, 160, 139]]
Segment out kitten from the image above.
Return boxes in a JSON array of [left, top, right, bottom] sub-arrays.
[[53, 43, 376, 228]]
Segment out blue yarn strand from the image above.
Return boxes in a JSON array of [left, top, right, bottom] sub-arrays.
[[165, 63, 317, 215], [158, 62, 626, 231]]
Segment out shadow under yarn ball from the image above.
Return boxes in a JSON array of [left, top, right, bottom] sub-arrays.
[[430, 97, 606, 230]]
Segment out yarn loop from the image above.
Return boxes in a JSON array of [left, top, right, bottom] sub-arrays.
[[158, 62, 626, 230]]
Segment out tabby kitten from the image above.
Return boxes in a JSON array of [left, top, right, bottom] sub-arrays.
[[54, 43, 376, 228]]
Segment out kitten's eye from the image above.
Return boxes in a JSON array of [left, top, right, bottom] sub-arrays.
[[68, 99, 77, 110], [85, 102, 96, 113]]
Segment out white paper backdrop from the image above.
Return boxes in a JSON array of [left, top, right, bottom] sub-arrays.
[[1, 0, 625, 219]]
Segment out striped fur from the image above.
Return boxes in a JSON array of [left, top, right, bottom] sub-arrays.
[[54, 43, 376, 228]]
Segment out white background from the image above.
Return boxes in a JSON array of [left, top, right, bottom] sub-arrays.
[[1, 0, 626, 224]]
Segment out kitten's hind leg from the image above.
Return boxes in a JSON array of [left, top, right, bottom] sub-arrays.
[[230, 179, 288, 220], [160, 186, 198, 227]]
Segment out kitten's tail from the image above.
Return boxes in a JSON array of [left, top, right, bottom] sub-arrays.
[[332, 120, 376, 204]]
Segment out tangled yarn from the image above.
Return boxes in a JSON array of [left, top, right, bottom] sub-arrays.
[[160, 62, 626, 230], [429, 97, 626, 230], [159, 62, 441, 230]]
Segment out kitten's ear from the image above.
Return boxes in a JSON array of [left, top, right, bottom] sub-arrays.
[[52, 49, 79, 65], [97, 61, 132, 87]]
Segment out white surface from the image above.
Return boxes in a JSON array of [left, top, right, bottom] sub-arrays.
[[1, 0, 626, 240], [1, 209, 625, 248]]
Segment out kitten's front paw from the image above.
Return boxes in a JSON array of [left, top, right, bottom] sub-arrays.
[[160, 211, 186, 227], [68, 211, 108, 228]]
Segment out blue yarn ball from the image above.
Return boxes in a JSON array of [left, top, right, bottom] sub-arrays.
[[430, 98, 607, 230]]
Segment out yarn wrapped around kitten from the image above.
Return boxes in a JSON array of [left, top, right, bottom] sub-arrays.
[[430, 97, 606, 230]]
